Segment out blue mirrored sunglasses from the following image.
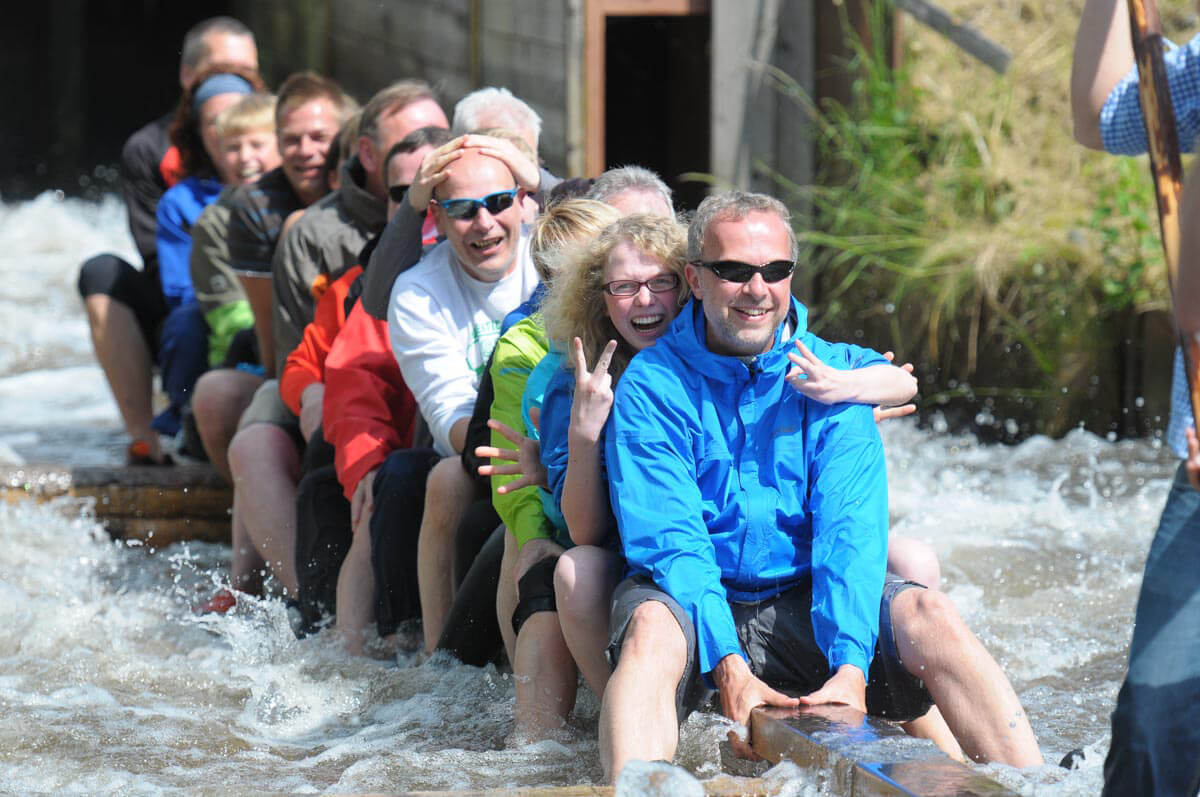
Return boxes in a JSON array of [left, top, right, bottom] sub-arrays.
[[438, 188, 519, 220]]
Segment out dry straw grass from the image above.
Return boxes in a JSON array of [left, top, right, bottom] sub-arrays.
[[798, 0, 1198, 437]]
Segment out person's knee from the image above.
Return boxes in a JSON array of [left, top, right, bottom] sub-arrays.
[[424, 456, 471, 511], [553, 552, 578, 607], [228, 423, 298, 478], [621, 601, 687, 672], [899, 588, 969, 650], [553, 547, 603, 616], [888, 537, 941, 589]]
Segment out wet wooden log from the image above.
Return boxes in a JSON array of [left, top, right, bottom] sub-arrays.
[[402, 775, 769, 796], [1, 463, 231, 546], [749, 705, 1019, 796]]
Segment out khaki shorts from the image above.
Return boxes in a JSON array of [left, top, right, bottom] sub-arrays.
[[237, 378, 302, 447]]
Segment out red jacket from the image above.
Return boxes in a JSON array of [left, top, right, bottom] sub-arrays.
[[279, 265, 363, 416], [323, 301, 417, 500]]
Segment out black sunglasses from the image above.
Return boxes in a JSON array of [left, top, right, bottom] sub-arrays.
[[438, 188, 519, 220], [388, 184, 410, 204], [692, 259, 795, 284]]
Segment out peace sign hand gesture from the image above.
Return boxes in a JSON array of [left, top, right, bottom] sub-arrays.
[[570, 337, 618, 444]]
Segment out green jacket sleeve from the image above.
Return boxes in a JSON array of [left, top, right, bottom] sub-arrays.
[[489, 320, 553, 548]]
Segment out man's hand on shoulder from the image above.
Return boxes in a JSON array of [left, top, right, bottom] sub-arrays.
[[797, 664, 867, 714], [713, 653, 800, 759]]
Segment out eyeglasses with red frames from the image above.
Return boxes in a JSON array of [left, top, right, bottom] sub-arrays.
[[602, 273, 681, 297]]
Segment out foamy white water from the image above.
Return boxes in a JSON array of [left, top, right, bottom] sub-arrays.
[[0, 192, 1168, 794]]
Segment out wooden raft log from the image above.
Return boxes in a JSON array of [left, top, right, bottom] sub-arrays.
[[403, 774, 771, 796], [1, 463, 231, 546], [750, 705, 1018, 796]]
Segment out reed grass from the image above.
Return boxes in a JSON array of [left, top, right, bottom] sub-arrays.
[[783, 0, 1197, 438]]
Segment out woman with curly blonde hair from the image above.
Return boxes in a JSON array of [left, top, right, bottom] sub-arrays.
[[530, 213, 690, 706]]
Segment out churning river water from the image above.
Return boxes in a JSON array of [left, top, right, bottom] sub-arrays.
[[0, 191, 1174, 795]]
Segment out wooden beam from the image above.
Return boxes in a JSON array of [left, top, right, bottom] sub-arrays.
[[750, 704, 1020, 796], [2, 464, 232, 547], [893, 0, 1010, 74]]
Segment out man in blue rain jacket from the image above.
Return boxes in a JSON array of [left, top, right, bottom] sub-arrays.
[[597, 191, 1044, 782]]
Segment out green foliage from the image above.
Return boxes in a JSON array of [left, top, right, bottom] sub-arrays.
[[765, 0, 1170, 438], [1088, 156, 1166, 312]]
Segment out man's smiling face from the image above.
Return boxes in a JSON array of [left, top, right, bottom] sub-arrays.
[[685, 210, 794, 358]]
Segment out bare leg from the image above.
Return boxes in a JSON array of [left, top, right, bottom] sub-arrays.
[[85, 295, 162, 459], [230, 495, 265, 595], [887, 536, 942, 590], [192, 369, 263, 482], [227, 423, 302, 596], [417, 457, 473, 653], [511, 612, 577, 740], [901, 705, 965, 761], [891, 588, 1043, 767], [600, 600, 688, 782], [336, 510, 376, 656], [554, 545, 622, 697], [496, 529, 519, 664]]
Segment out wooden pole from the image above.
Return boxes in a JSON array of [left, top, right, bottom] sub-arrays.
[[1127, 0, 1200, 436]]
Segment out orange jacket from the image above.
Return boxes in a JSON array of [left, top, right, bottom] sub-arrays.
[[279, 265, 363, 416], [323, 301, 417, 500]]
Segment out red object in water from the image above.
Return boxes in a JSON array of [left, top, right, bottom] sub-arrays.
[[195, 589, 237, 615]]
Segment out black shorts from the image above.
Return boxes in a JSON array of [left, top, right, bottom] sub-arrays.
[[607, 573, 934, 723], [77, 254, 168, 355]]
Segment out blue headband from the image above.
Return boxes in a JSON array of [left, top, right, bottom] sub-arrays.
[[192, 74, 254, 115]]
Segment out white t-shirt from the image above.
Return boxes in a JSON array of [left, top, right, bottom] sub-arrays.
[[388, 230, 537, 456]]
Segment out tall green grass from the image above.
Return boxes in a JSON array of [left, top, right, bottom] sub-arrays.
[[769, 0, 1177, 439]]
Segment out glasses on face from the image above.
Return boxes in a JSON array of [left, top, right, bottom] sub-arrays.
[[603, 273, 680, 297], [693, 259, 795, 284], [388, 184, 410, 204], [437, 188, 519, 220]]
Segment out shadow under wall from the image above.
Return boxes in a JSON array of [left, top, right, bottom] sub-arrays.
[[604, 15, 711, 212], [0, 0, 233, 200]]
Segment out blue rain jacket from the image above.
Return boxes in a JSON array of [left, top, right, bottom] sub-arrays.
[[156, 176, 223, 308], [605, 297, 889, 679]]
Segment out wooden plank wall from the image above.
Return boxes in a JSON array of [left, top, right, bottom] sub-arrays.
[[314, 0, 570, 178]]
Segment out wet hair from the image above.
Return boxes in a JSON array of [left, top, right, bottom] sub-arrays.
[[452, 87, 542, 150], [588, 166, 674, 215], [541, 213, 690, 381], [274, 71, 358, 130], [180, 17, 254, 74], [214, 93, 276, 140], [358, 80, 441, 148], [528, 199, 621, 283], [687, 190, 799, 263], [381, 125, 454, 185], [323, 111, 362, 190], [170, 63, 267, 178]]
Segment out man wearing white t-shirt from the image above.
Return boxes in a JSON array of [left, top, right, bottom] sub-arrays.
[[388, 149, 538, 652]]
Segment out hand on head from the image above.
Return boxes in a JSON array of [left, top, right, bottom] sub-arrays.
[[410, 134, 538, 212], [456, 134, 540, 194]]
